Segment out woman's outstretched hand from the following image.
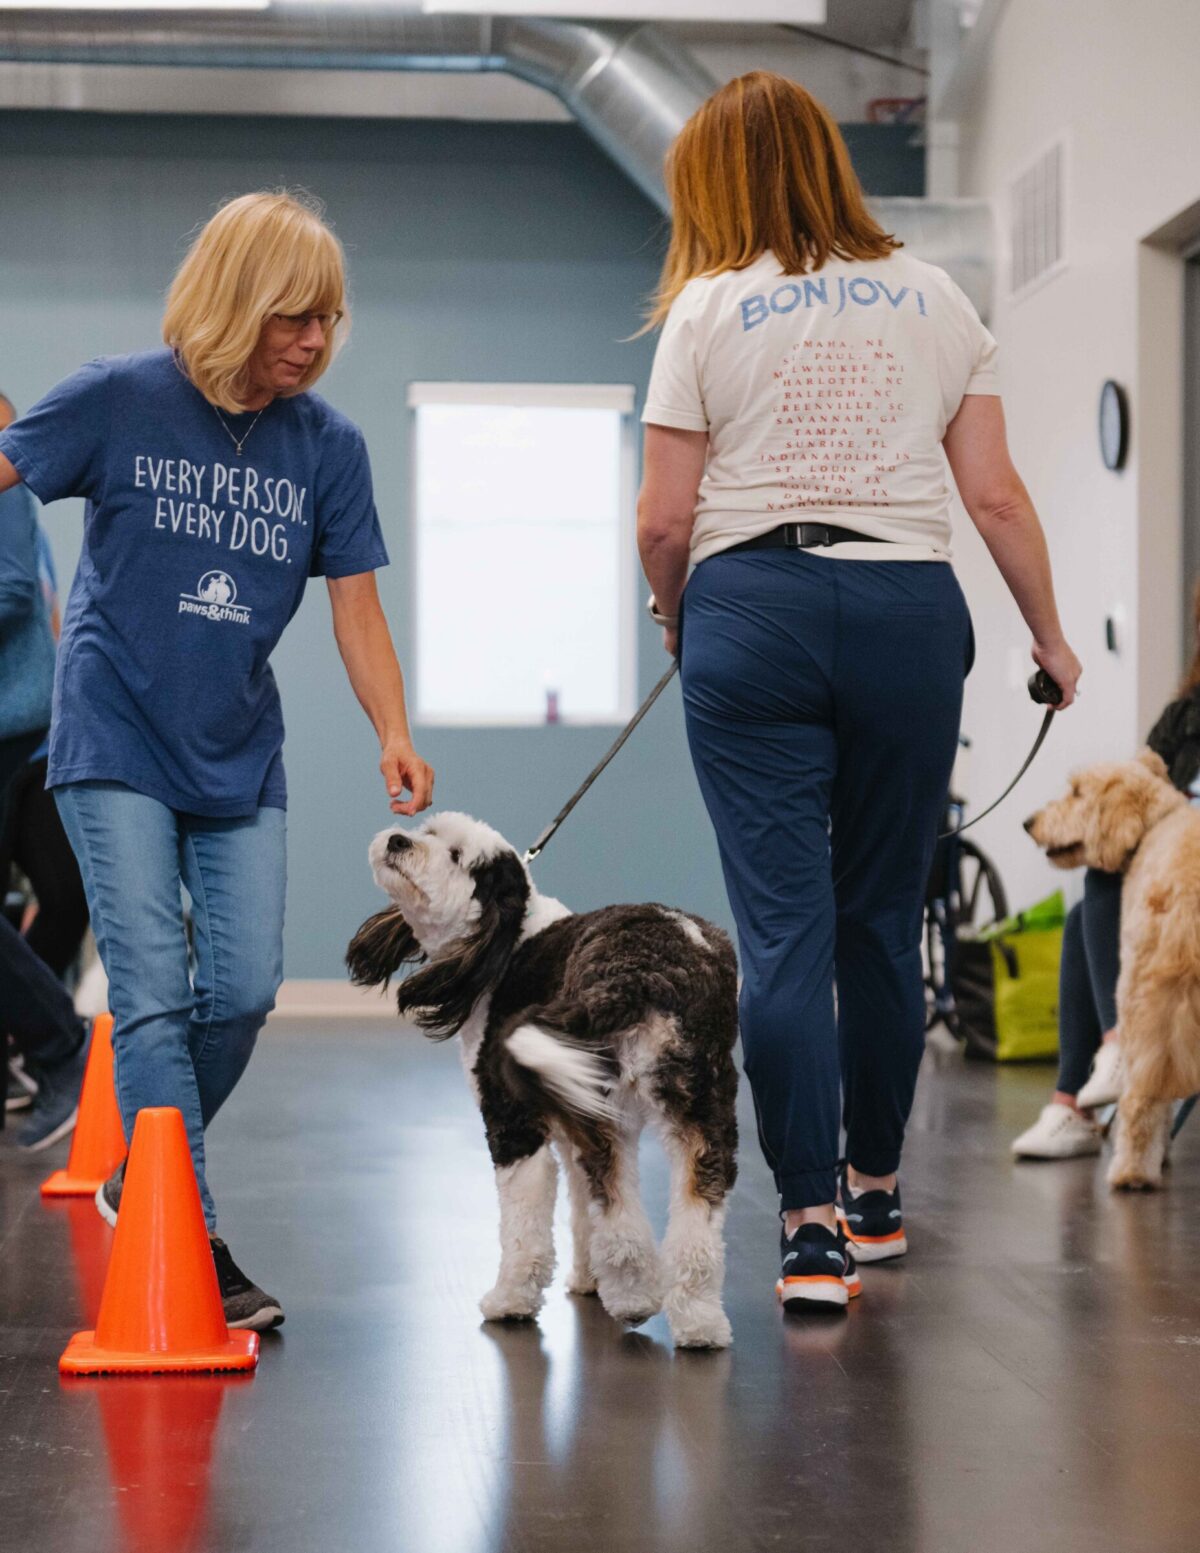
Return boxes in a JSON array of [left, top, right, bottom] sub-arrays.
[[1032, 637, 1083, 709], [382, 742, 434, 815]]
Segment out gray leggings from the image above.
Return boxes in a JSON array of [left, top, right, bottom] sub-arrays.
[[1057, 868, 1122, 1096]]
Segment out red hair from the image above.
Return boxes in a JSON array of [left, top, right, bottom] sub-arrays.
[[645, 71, 900, 330]]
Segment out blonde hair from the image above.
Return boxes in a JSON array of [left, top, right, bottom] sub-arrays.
[[163, 190, 348, 412], [645, 72, 901, 330]]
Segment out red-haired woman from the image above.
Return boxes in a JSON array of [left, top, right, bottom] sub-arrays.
[[637, 72, 1081, 1312]]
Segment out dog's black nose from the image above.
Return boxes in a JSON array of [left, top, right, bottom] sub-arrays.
[[386, 832, 412, 855]]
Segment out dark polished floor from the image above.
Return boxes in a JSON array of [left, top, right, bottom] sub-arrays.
[[4, 1021, 1200, 1553]]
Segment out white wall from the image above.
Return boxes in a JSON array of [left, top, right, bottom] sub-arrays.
[[943, 0, 1200, 912]]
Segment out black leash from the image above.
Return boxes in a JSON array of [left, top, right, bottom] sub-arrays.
[[523, 662, 1063, 861], [524, 662, 680, 864], [939, 671, 1063, 839]]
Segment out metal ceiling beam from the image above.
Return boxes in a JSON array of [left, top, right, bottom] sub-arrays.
[[0, 4, 994, 316]]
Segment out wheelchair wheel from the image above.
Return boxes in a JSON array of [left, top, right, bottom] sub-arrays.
[[954, 839, 1008, 931], [925, 838, 1008, 1034]]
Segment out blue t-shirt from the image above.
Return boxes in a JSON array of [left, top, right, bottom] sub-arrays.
[[0, 482, 55, 742], [0, 349, 388, 817]]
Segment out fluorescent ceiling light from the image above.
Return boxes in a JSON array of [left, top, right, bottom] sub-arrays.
[[422, 1, 825, 20], [0, 2, 271, 11]]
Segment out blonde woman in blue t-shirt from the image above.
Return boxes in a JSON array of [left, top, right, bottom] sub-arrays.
[[638, 73, 1081, 1313], [0, 191, 433, 1330]]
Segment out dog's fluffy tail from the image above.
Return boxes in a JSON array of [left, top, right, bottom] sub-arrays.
[[504, 1025, 619, 1125]]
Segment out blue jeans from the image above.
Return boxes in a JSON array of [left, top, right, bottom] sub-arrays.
[[55, 781, 286, 1229], [681, 550, 972, 1209]]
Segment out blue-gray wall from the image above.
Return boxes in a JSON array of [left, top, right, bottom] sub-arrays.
[[0, 110, 921, 977]]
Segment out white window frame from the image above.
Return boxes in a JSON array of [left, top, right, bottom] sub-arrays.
[[407, 381, 638, 728]]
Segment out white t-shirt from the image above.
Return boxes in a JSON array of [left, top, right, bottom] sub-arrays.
[[641, 249, 999, 564]]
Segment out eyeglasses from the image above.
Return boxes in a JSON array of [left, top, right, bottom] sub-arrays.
[[270, 310, 344, 334]]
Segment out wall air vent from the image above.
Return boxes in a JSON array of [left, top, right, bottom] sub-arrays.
[[1009, 140, 1065, 297]]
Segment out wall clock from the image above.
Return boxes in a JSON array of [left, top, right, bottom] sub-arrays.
[[1099, 380, 1129, 471]]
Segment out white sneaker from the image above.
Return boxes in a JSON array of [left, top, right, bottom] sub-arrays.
[[1076, 1042, 1125, 1110], [1012, 1102, 1102, 1159]]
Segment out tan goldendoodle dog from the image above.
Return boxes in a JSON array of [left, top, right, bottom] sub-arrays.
[[1026, 749, 1200, 1188]]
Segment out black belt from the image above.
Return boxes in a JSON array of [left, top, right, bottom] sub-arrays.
[[725, 523, 887, 554]]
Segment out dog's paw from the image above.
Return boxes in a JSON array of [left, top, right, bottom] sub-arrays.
[[667, 1299, 732, 1350], [591, 1224, 662, 1324], [1106, 1159, 1163, 1191], [594, 1255, 662, 1324], [479, 1283, 544, 1322], [566, 1264, 599, 1296], [598, 1287, 663, 1327]]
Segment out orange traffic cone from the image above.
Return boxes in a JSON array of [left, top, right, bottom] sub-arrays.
[[41, 1013, 128, 1198], [59, 1106, 259, 1375]]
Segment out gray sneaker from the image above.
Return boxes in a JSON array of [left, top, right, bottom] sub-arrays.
[[97, 1172, 283, 1330], [95, 1159, 126, 1227], [210, 1237, 285, 1331], [17, 1034, 88, 1151], [6, 1056, 37, 1113]]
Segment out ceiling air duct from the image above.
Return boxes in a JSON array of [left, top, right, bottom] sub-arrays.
[[0, 5, 994, 317]]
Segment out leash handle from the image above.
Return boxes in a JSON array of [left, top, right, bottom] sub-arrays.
[[1028, 669, 1063, 707], [524, 661, 680, 864]]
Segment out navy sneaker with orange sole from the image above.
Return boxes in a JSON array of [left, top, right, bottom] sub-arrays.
[[775, 1222, 862, 1311], [837, 1168, 908, 1263]]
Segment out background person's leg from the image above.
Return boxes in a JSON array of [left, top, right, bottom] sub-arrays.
[[13, 760, 90, 978], [1080, 867, 1122, 1034], [0, 913, 84, 1068], [0, 751, 20, 899], [830, 563, 971, 1182], [54, 782, 215, 1224], [1055, 902, 1102, 1097], [0, 731, 85, 1079], [0, 730, 42, 802], [1011, 896, 1105, 1157], [181, 805, 286, 1130], [1067, 866, 1127, 1110], [681, 552, 841, 1212]]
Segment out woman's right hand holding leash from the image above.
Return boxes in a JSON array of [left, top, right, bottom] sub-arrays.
[[1032, 635, 1083, 709]]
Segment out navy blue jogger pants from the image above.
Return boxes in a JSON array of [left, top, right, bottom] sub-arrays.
[[681, 549, 973, 1210]]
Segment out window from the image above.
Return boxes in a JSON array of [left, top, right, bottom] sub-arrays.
[[409, 382, 636, 726]]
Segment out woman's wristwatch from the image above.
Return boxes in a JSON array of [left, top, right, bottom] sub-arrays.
[[647, 595, 679, 628]]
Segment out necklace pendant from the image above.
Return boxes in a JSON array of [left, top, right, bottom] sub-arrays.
[[235, 443, 244, 456]]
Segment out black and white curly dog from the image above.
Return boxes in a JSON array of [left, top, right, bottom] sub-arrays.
[[346, 812, 739, 1349]]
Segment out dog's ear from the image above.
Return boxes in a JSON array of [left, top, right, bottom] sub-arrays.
[[346, 906, 423, 990], [1136, 746, 1170, 783], [1086, 774, 1149, 873], [396, 850, 529, 1040]]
